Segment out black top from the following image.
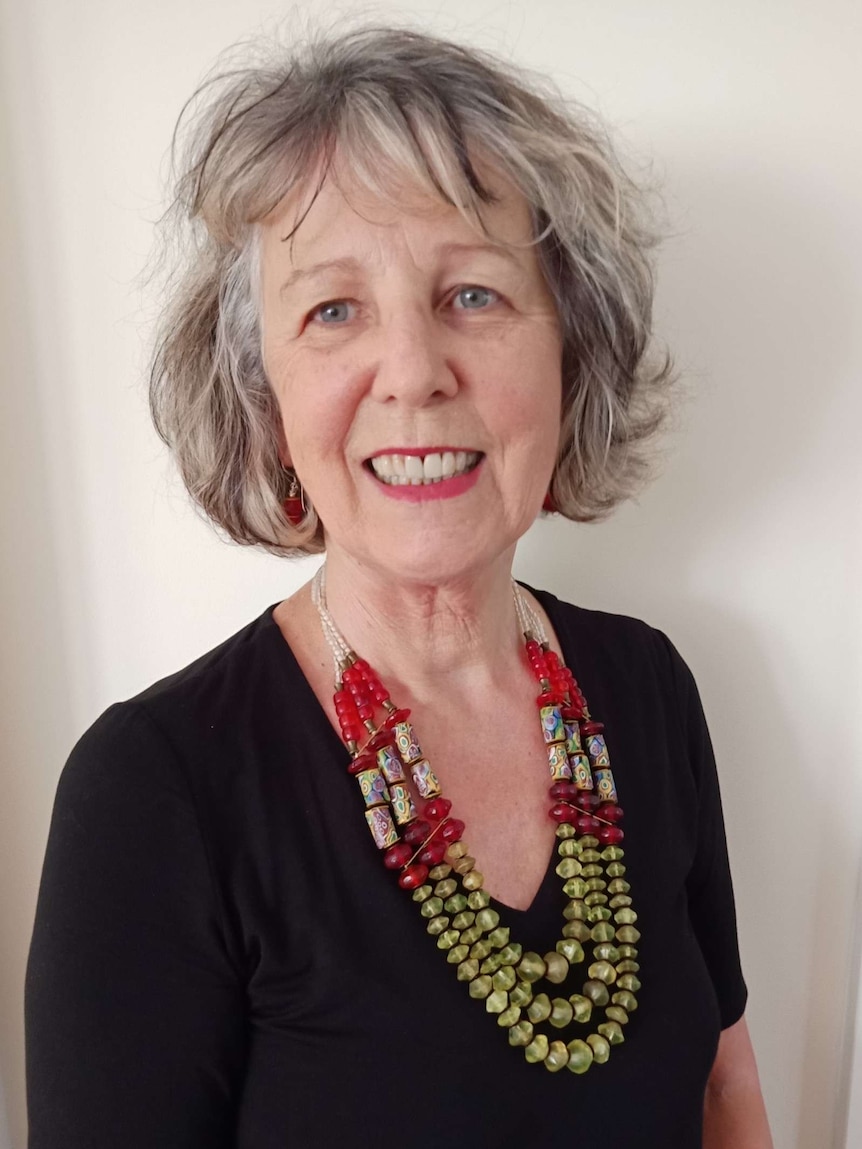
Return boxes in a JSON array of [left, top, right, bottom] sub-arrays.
[[25, 588, 747, 1148]]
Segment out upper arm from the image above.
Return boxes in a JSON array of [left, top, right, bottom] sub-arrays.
[[25, 702, 247, 1148]]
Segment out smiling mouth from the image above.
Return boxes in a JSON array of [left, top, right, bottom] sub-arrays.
[[366, 450, 483, 486]]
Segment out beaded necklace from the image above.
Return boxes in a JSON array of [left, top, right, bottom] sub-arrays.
[[312, 566, 640, 1074]]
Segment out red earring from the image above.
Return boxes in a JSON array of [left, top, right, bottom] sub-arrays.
[[542, 490, 558, 513], [282, 471, 304, 527]]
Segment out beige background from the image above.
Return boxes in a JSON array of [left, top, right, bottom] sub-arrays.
[[2, 1, 861, 1146]]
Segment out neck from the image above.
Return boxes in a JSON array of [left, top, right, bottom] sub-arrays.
[[318, 544, 526, 697]]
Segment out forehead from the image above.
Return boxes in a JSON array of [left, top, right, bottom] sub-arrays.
[[259, 160, 537, 275]]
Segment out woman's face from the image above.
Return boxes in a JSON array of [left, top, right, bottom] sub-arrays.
[[260, 162, 563, 585]]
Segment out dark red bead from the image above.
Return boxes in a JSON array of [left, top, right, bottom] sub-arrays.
[[419, 839, 448, 865], [549, 781, 579, 800], [597, 803, 624, 823], [574, 791, 600, 811], [367, 730, 394, 752], [561, 705, 582, 721], [576, 814, 600, 835], [424, 798, 452, 823], [441, 818, 465, 843], [383, 843, 413, 869], [549, 803, 577, 823], [398, 864, 429, 890], [581, 721, 605, 736], [536, 691, 560, 706], [347, 751, 377, 775], [597, 825, 624, 845], [384, 708, 412, 727], [403, 820, 431, 846]]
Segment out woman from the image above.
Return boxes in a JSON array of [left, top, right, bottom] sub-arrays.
[[25, 26, 772, 1148]]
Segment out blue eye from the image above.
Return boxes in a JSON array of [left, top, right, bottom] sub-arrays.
[[313, 301, 352, 324], [454, 286, 498, 310]]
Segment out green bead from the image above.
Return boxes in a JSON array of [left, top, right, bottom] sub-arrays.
[[549, 997, 574, 1028], [480, 954, 503, 975], [586, 877, 607, 891], [517, 952, 547, 983], [434, 879, 457, 898], [445, 841, 469, 859], [510, 981, 533, 1008], [524, 1034, 549, 1063], [426, 915, 451, 936], [587, 1033, 610, 1064], [420, 896, 443, 918], [580, 848, 601, 863], [498, 1004, 522, 1028], [487, 927, 511, 949], [446, 944, 469, 964], [508, 1019, 534, 1047], [593, 943, 620, 963], [544, 1040, 569, 1072], [616, 960, 640, 975], [493, 965, 517, 992], [436, 929, 460, 949], [444, 893, 468, 913], [429, 864, 452, 881], [618, 973, 642, 993], [606, 1005, 629, 1025], [582, 979, 610, 1007], [587, 906, 612, 922], [562, 920, 591, 942], [451, 911, 475, 931], [569, 994, 593, 1023], [606, 862, 626, 878], [498, 943, 523, 965], [581, 864, 603, 878], [527, 993, 552, 1023], [608, 878, 631, 895], [613, 990, 638, 1012], [452, 854, 475, 875], [469, 940, 493, 960], [558, 839, 579, 857], [618, 944, 639, 960], [591, 922, 616, 943], [556, 937, 585, 964], [584, 893, 608, 907], [459, 925, 483, 945], [609, 895, 633, 909], [411, 884, 433, 902], [544, 952, 569, 984], [564, 898, 588, 920], [461, 870, 484, 891], [457, 958, 479, 982], [468, 975, 493, 1000], [580, 835, 599, 849], [562, 877, 585, 897], [566, 1038, 594, 1074], [485, 989, 509, 1014], [601, 846, 625, 861], [588, 960, 617, 985], [476, 908, 500, 932], [555, 858, 582, 879], [555, 824, 576, 840], [467, 889, 491, 910], [614, 908, 638, 925], [597, 1020, 625, 1045]]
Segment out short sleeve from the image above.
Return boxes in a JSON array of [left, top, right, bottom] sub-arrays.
[[658, 633, 749, 1030], [25, 701, 247, 1147]]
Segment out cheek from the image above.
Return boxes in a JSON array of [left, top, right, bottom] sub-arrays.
[[270, 349, 360, 466]]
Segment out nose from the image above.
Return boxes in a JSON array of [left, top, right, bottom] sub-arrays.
[[369, 304, 459, 406]]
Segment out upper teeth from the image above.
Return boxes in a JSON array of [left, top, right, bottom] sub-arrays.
[[370, 451, 479, 485]]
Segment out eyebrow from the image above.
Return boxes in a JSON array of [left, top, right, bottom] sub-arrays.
[[278, 242, 524, 298]]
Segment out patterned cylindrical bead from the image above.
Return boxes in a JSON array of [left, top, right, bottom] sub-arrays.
[[364, 806, 399, 849], [570, 753, 594, 790], [585, 732, 611, 769], [547, 743, 572, 781], [388, 782, 417, 826], [411, 759, 442, 799], [564, 723, 583, 756], [393, 721, 422, 764], [376, 744, 406, 784], [356, 767, 389, 808], [594, 768, 618, 804], [539, 705, 566, 745]]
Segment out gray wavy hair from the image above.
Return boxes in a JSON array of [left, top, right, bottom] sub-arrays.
[[150, 26, 673, 556]]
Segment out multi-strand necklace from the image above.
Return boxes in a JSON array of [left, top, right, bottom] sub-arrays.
[[312, 566, 640, 1073]]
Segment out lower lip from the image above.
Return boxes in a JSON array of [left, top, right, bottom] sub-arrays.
[[368, 460, 483, 502]]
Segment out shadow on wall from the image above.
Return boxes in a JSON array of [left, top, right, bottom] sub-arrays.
[[519, 149, 859, 1149], [0, 47, 82, 1149]]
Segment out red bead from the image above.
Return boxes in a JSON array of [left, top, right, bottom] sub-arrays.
[[403, 820, 431, 846], [384, 708, 412, 727], [342, 724, 363, 743], [418, 839, 448, 865], [581, 721, 604, 736], [342, 666, 361, 684], [549, 803, 577, 823], [561, 705, 582, 721], [372, 687, 390, 704], [383, 843, 413, 869], [441, 818, 465, 843], [525, 640, 541, 656], [335, 700, 356, 716], [597, 825, 624, 845], [549, 781, 579, 800], [597, 803, 624, 823], [334, 690, 351, 705], [347, 751, 376, 775], [398, 864, 429, 890], [545, 651, 560, 670], [356, 704, 374, 721], [353, 659, 369, 674], [367, 730, 394, 752], [576, 814, 600, 835], [574, 791, 600, 811], [536, 691, 561, 706], [424, 798, 452, 823]]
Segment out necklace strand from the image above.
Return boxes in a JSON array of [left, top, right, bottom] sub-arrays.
[[312, 564, 641, 1073]]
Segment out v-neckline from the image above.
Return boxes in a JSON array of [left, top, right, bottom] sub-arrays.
[[263, 583, 577, 919]]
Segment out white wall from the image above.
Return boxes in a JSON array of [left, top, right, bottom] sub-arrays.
[[2, 1, 860, 1146]]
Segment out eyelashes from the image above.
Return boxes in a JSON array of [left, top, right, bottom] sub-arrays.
[[306, 285, 502, 327]]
